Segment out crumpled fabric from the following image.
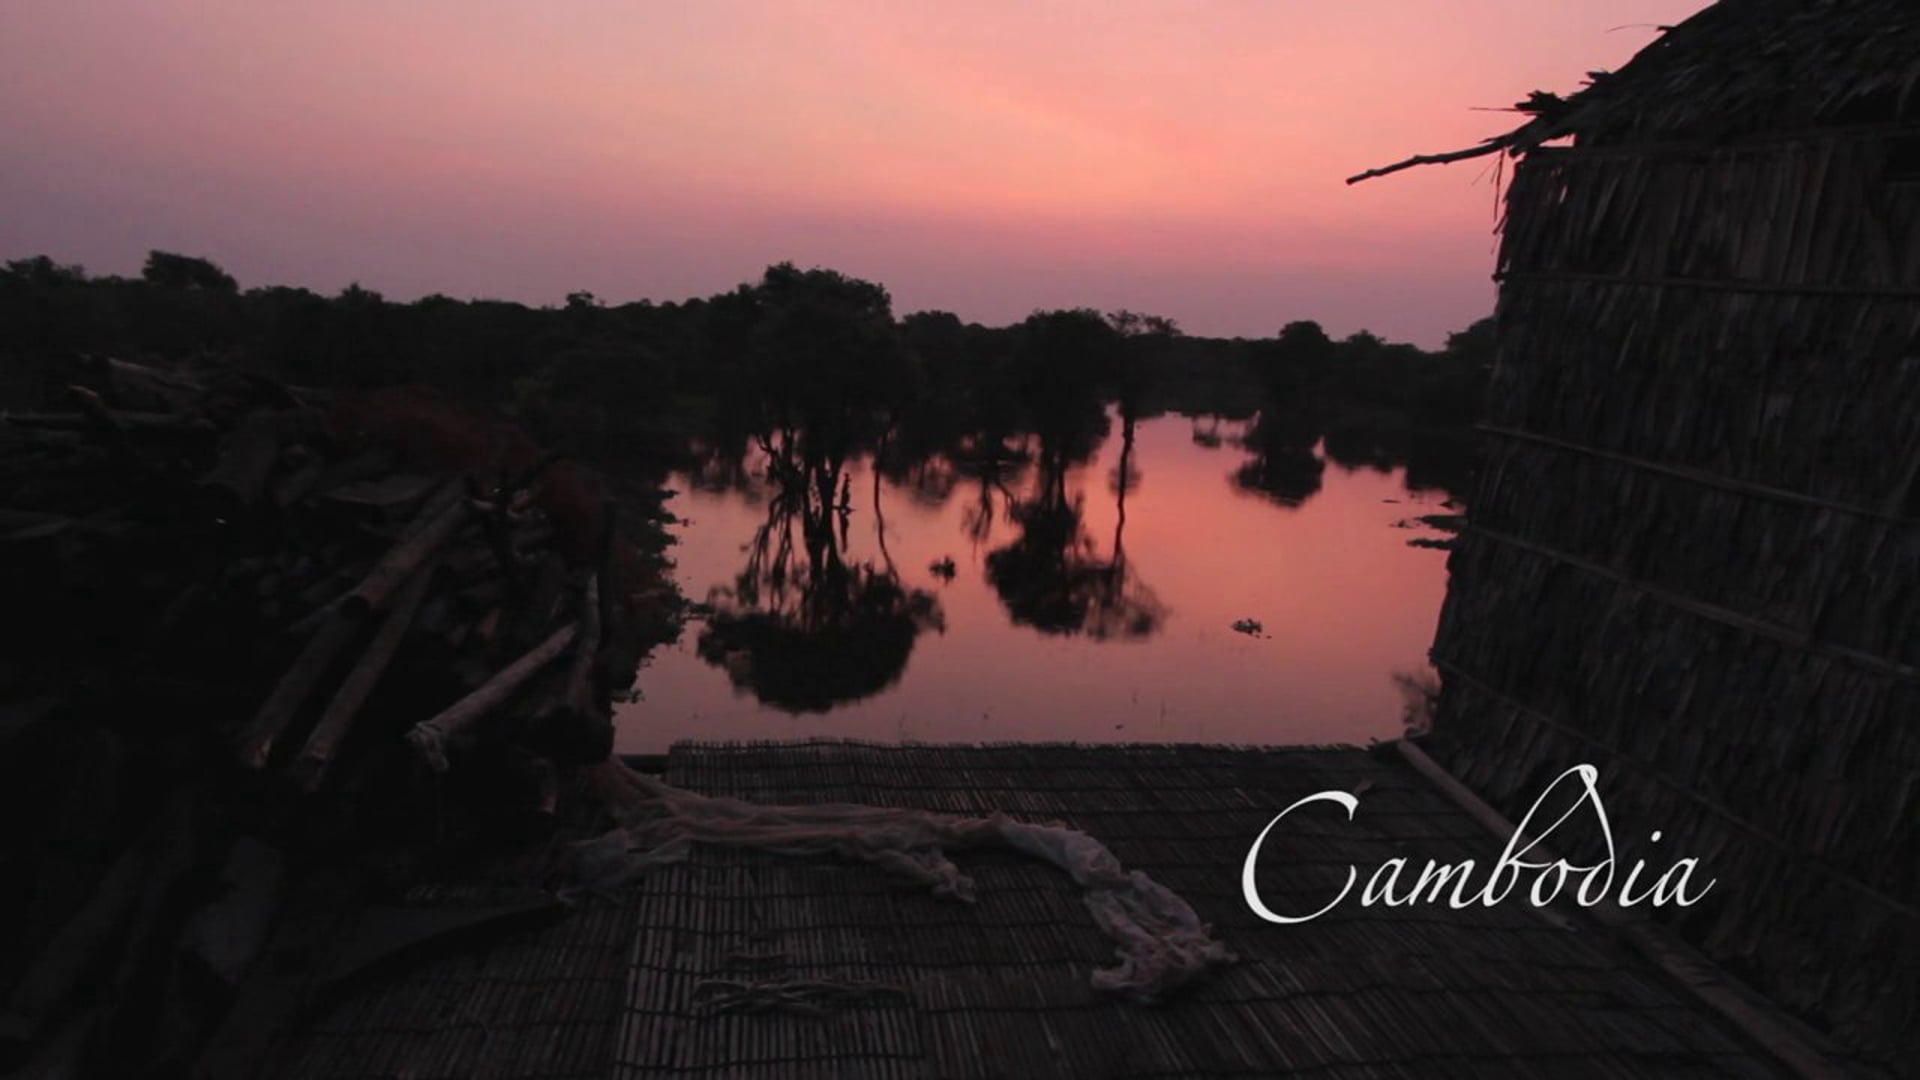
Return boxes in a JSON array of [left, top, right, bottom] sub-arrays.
[[568, 760, 1235, 1002]]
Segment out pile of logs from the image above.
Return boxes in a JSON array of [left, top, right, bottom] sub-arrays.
[[0, 357, 665, 1077]]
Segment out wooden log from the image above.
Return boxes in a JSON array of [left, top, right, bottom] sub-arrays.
[[523, 753, 559, 817], [178, 837, 286, 986], [286, 563, 372, 635], [0, 696, 66, 754], [510, 517, 555, 555], [322, 472, 440, 517], [476, 502, 526, 588], [4, 410, 93, 430], [565, 574, 603, 719], [193, 868, 367, 1080], [482, 743, 565, 820], [270, 457, 327, 509], [313, 890, 561, 995], [523, 577, 612, 766], [65, 384, 135, 466], [448, 578, 508, 619], [88, 790, 199, 1069], [502, 552, 568, 656], [0, 510, 73, 544], [1, 826, 151, 1041], [404, 622, 577, 771], [292, 558, 440, 792], [597, 499, 619, 637], [198, 410, 289, 509], [7, 427, 86, 450], [8, 1007, 92, 1077], [1395, 739, 1862, 1078], [507, 449, 562, 495], [307, 449, 394, 501], [411, 592, 454, 638], [2, 409, 211, 434], [339, 481, 467, 618], [87, 356, 204, 411], [245, 483, 468, 764], [441, 540, 503, 578], [535, 699, 614, 769], [405, 599, 469, 675], [448, 653, 498, 693], [235, 607, 363, 769], [471, 605, 505, 651]]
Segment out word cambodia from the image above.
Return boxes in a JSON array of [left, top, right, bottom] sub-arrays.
[[1241, 764, 1714, 924]]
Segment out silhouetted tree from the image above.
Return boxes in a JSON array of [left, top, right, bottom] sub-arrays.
[[697, 455, 942, 711], [1011, 308, 1116, 474], [4, 256, 87, 287], [142, 251, 237, 292]]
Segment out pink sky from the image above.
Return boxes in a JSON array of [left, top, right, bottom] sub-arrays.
[[1, 1, 1708, 347]]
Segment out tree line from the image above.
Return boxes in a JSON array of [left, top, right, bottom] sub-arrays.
[[1, 251, 1492, 490]]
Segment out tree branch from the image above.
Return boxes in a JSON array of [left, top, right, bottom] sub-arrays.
[[1345, 136, 1519, 185]]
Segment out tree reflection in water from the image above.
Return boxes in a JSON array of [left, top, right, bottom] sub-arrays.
[[1232, 406, 1327, 508], [951, 436, 1028, 550], [1231, 409, 1473, 509], [985, 417, 1165, 640], [696, 445, 943, 712]]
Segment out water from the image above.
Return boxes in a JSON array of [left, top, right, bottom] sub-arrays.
[[615, 412, 1458, 752]]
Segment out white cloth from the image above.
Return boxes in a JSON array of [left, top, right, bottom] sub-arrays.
[[570, 762, 1235, 1002]]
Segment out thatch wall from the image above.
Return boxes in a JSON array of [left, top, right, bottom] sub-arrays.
[[1425, 101, 1920, 1074]]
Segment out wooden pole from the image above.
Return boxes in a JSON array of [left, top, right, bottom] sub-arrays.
[[1395, 739, 1859, 1079], [235, 610, 362, 769], [240, 480, 465, 769], [292, 558, 439, 791], [198, 409, 289, 508], [339, 481, 467, 617], [564, 574, 603, 719], [405, 622, 577, 771]]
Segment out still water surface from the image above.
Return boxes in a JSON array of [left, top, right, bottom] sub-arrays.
[[616, 413, 1456, 752]]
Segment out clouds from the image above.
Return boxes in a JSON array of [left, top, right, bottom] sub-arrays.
[[0, 0, 1707, 345]]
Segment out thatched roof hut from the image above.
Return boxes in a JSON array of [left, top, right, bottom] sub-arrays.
[[1359, 0, 1920, 1071]]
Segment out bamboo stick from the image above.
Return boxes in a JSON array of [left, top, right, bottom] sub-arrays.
[[1430, 657, 1920, 922], [405, 622, 578, 771], [240, 482, 465, 767], [1346, 133, 1521, 184], [339, 481, 467, 617], [235, 608, 363, 769], [270, 458, 327, 508], [3, 826, 154, 1038], [1471, 523, 1920, 683], [565, 574, 603, 720], [292, 558, 440, 791], [92, 356, 204, 410], [597, 500, 619, 647], [1479, 422, 1918, 524], [1396, 739, 1861, 1080], [2, 410, 211, 434], [1495, 269, 1920, 298], [198, 410, 287, 507]]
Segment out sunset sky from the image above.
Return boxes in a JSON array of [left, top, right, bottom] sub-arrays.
[[2, 1, 1709, 347]]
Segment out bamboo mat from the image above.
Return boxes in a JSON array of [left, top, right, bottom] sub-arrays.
[[610, 741, 1784, 1079], [267, 883, 633, 1080], [264, 741, 1787, 1078]]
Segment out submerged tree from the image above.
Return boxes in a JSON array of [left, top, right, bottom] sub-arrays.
[[732, 262, 916, 470], [697, 452, 942, 712], [985, 416, 1164, 641], [1011, 308, 1117, 471]]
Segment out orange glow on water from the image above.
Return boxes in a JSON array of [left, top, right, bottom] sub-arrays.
[[622, 415, 1454, 751]]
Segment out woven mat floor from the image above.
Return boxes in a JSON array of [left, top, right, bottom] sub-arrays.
[[272, 741, 1786, 1079]]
